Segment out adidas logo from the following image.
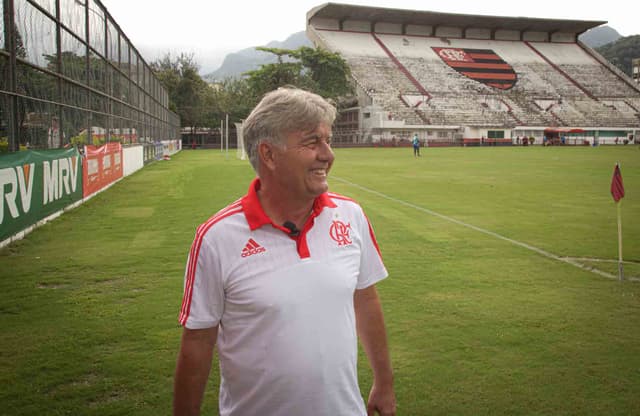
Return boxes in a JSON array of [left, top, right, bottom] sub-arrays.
[[241, 238, 266, 257]]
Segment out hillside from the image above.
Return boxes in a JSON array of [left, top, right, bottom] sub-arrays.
[[579, 25, 621, 48], [596, 35, 640, 77], [204, 31, 311, 81]]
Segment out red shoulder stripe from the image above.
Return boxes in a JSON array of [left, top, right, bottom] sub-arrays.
[[327, 192, 357, 203], [179, 204, 243, 325], [365, 213, 383, 260]]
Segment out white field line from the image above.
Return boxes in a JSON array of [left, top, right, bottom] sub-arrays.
[[333, 176, 638, 282], [562, 257, 640, 265]]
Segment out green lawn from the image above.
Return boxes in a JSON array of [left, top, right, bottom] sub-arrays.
[[1, 146, 639, 415]]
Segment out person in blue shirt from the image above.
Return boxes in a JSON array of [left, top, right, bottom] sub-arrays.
[[412, 133, 420, 157]]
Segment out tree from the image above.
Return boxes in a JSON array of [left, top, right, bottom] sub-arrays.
[[7, 29, 56, 149], [151, 53, 211, 130], [244, 61, 304, 98], [149, 46, 354, 136], [596, 35, 640, 76], [290, 47, 352, 99], [211, 78, 257, 122], [151, 54, 181, 113], [244, 46, 352, 101]]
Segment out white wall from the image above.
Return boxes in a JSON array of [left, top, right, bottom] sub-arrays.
[[310, 17, 339, 30], [375, 22, 402, 34], [523, 31, 548, 42], [343, 20, 370, 32], [495, 30, 520, 41], [436, 26, 463, 38], [551, 32, 575, 42], [123, 145, 144, 177], [406, 24, 432, 36], [466, 28, 491, 39]]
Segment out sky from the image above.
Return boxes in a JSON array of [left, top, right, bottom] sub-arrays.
[[101, 0, 638, 74]]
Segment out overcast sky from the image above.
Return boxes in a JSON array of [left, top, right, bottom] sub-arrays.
[[101, 0, 638, 74]]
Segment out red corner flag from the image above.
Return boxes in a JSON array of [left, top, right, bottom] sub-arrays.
[[610, 164, 625, 202]]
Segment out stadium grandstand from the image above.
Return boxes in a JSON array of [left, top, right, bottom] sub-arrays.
[[306, 3, 640, 146]]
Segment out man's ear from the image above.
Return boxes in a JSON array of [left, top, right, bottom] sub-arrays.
[[258, 141, 278, 171]]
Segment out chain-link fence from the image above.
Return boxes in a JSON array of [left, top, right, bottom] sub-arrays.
[[1, 0, 180, 153]]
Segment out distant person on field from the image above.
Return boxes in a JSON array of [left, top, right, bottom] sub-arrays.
[[173, 87, 396, 416], [412, 133, 420, 156]]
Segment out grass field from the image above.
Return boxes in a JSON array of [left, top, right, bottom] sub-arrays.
[[1, 146, 639, 415]]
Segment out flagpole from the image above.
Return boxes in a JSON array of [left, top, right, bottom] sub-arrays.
[[617, 199, 624, 281]]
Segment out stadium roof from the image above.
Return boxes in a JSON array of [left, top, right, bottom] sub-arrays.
[[307, 3, 606, 35]]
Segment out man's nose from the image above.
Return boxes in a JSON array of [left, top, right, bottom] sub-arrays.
[[317, 140, 334, 161]]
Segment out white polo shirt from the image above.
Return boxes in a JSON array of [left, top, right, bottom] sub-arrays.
[[179, 178, 388, 416]]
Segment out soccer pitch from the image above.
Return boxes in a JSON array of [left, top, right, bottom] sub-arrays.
[[1, 146, 639, 415]]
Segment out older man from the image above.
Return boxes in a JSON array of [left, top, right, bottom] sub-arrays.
[[174, 88, 396, 416]]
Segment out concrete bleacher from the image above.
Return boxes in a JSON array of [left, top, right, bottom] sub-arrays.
[[347, 56, 424, 124], [316, 30, 387, 58], [313, 27, 640, 130], [423, 97, 517, 126], [561, 64, 639, 97], [571, 99, 639, 126], [529, 42, 640, 98], [625, 98, 640, 112], [316, 30, 425, 125], [502, 95, 554, 126]]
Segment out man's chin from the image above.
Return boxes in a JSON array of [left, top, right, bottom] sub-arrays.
[[308, 181, 329, 196]]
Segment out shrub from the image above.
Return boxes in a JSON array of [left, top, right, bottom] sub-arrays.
[[70, 131, 88, 146]]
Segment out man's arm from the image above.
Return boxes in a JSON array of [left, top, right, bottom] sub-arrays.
[[354, 285, 396, 416], [173, 326, 218, 416]]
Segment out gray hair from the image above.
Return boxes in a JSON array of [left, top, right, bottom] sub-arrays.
[[243, 88, 337, 172]]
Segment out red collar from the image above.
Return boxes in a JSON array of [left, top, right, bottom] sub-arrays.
[[241, 177, 337, 231]]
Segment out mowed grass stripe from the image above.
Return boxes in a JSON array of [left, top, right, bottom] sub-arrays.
[[333, 175, 624, 281]]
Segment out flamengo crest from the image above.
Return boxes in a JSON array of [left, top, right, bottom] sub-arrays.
[[432, 47, 517, 90], [329, 220, 352, 246]]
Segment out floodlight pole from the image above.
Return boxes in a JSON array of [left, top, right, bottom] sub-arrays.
[[220, 120, 224, 153]]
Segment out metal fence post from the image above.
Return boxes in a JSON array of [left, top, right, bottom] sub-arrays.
[[4, 0, 19, 152]]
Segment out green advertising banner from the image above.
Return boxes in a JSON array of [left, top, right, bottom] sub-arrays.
[[1, 148, 83, 243]]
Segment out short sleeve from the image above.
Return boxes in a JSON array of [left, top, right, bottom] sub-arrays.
[[179, 235, 225, 329], [355, 207, 388, 289]]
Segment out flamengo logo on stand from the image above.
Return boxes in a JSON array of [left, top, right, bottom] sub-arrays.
[[241, 238, 266, 257], [432, 47, 517, 90]]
